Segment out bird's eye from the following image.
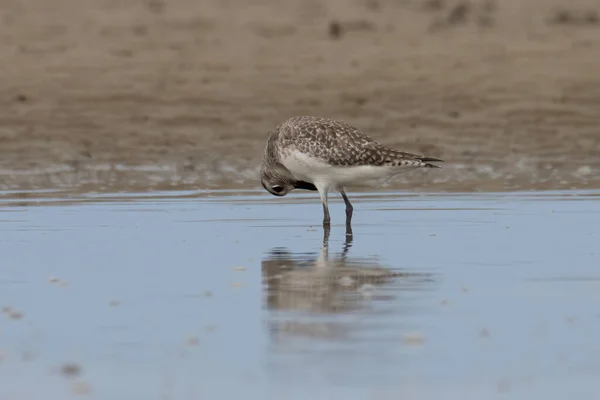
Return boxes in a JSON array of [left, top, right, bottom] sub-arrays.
[[272, 185, 283, 193]]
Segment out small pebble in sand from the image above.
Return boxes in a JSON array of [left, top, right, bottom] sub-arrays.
[[9, 311, 21, 320], [47, 277, 68, 287], [234, 266, 247, 272], [61, 362, 82, 378], [71, 380, 91, 395], [577, 165, 592, 176], [403, 333, 425, 346], [187, 336, 199, 346], [338, 276, 355, 287], [2, 306, 23, 320]]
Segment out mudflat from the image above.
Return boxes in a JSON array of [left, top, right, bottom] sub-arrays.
[[2, 190, 599, 398], [1, 0, 599, 192]]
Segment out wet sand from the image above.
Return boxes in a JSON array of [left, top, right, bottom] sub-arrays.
[[1, 190, 599, 399], [2, 0, 600, 192]]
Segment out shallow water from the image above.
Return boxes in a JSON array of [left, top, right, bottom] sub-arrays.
[[1, 189, 599, 399]]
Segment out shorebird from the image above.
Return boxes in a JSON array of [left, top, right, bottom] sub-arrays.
[[260, 116, 443, 231]]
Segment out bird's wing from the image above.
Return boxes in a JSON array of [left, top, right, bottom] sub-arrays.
[[277, 116, 443, 168]]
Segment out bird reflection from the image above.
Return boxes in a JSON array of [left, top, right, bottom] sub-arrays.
[[262, 226, 415, 315], [261, 227, 432, 342]]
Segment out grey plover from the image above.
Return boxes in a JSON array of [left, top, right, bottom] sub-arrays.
[[260, 116, 443, 229]]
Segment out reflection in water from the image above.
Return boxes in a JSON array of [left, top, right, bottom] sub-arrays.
[[261, 227, 433, 341]]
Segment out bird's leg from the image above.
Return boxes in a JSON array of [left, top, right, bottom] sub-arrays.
[[322, 202, 331, 227], [341, 227, 353, 261], [322, 223, 331, 248], [340, 189, 353, 236], [316, 226, 330, 268], [317, 185, 330, 228]]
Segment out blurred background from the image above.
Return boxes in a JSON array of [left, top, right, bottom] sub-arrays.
[[1, 0, 599, 192]]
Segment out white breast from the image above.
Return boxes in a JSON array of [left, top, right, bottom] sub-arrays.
[[280, 150, 417, 189]]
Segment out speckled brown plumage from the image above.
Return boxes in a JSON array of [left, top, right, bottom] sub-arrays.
[[266, 115, 442, 168]]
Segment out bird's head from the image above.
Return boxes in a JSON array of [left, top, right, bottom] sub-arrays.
[[260, 164, 295, 197]]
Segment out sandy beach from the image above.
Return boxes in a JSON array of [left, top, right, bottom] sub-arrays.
[[1, 0, 599, 192]]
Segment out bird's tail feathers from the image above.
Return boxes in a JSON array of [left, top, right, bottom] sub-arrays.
[[417, 156, 444, 168], [385, 149, 444, 169]]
